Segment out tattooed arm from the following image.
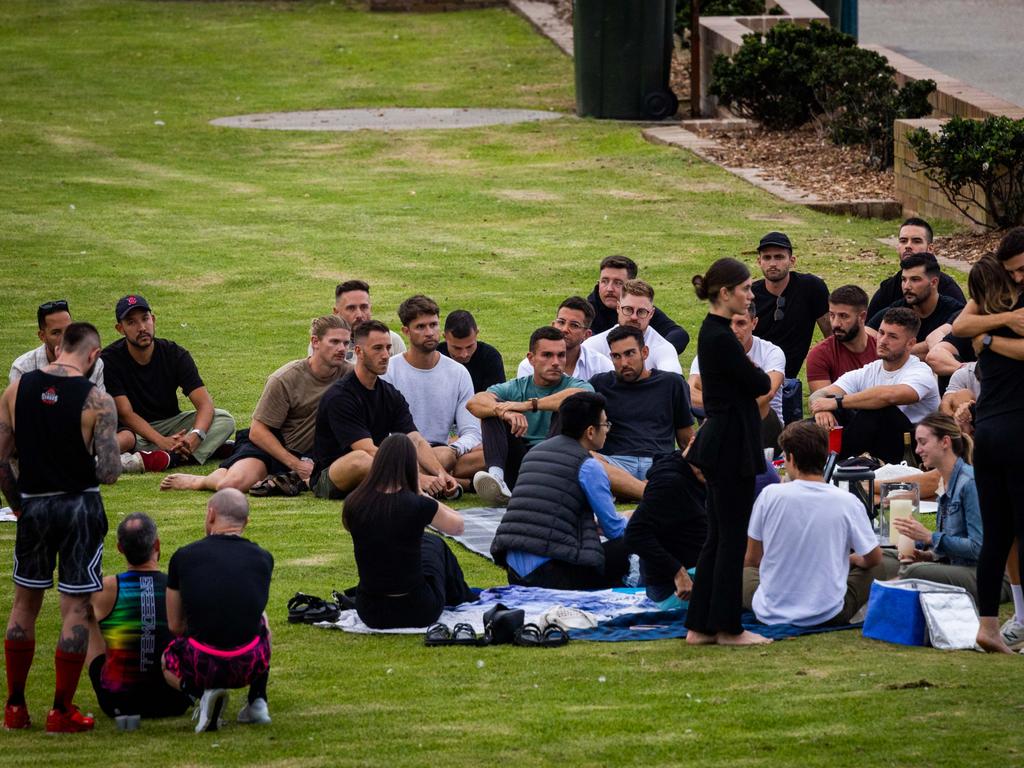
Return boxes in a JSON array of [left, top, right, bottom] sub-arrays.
[[0, 384, 20, 512], [85, 386, 122, 485]]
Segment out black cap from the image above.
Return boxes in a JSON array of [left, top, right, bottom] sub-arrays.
[[115, 294, 151, 322], [757, 231, 793, 252]]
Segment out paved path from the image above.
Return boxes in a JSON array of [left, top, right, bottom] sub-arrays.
[[859, 0, 1024, 107], [210, 108, 562, 132]]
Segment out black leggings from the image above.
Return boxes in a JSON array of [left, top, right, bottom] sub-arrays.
[[355, 534, 476, 629], [685, 471, 754, 636], [973, 421, 1024, 616]]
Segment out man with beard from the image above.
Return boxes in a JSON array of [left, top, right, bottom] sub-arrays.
[[326, 280, 405, 363], [383, 295, 482, 491], [516, 296, 612, 382], [867, 253, 964, 359], [751, 232, 831, 380], [806, 285, 878, 393], [310, 320, 457, 500], [159, 316, 352, 494], [583, 280, 682, 375], [589, 325, 693, 481], [810, 308, 940, 464], [587, 255, 689, 354], [867, 218, 966, 319], [101, 295, 235, 469]]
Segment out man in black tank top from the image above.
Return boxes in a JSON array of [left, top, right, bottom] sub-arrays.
[[0, 322, 121, 733]]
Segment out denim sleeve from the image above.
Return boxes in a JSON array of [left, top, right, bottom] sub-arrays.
[[932, 480, 983, 563], [579, 459, 626, 540]]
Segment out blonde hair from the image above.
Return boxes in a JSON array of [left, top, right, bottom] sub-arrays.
[[311, 314, 350, 340]]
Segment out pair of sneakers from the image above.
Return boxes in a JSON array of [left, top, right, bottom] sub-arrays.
[[193, 689, 271, 733], [473, 470, 512, 507], [4, 702, 94, 733]]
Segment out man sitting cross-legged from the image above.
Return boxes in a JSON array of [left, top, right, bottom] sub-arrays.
[[382, 295, 483, 491], [438, 310, 506, 394], [162, 489, 274, 733], [467, 327, 592, 507], [102, 294, 236, 473], [160, 316, 351, 494], [516, 296, 613, 382], [806, 285, 878, 394], [86, 513, 191, 720], [743, 421, 885, 627], [310, 320, 458, 500], [590, 325, 694, 482], [582, 279, 682, 374], [491, 392, 631, 589], [810, 308, 940, 464]]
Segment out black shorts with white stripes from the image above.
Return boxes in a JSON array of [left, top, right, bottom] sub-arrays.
[[14, 492, 107, 594]]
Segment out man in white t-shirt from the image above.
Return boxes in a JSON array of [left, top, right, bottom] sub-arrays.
[[810, 307, 939, 463], [382, 295, 483, 491], [9, 299, 105, 390], [582, 280, 682, 375], [743, 420, 884, 626], [516, 297, 613, 382], [690, 306, 785, 447]]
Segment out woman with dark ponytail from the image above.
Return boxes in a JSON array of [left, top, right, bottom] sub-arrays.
[[685, 258, 773, 646]]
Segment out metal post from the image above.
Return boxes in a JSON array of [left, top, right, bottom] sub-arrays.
[[690, 0, 701, 117]]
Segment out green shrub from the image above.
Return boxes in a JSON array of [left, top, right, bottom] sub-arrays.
[[810, 46, 934, 168], [675, 0, 765, 47], [710, 21, 856, 130], [907, 116, 1024, 229]]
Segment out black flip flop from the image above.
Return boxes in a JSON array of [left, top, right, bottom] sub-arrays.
[[287, 592, 340, 624], [451, 622, 487, 646], [425, 623, 453, 646], [513, 623, 569, 648]]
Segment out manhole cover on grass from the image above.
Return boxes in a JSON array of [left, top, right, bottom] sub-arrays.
[[210, 108, 563, 132]]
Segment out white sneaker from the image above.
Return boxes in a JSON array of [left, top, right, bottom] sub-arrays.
[[473, 471, 511, 507], [1000, 617, 1024, 650], [193, 689, 229, 733], [120, 452, 145, 474], [237, 698, 271, 725]]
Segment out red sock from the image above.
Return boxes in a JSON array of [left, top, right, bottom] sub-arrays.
[[4, 639, 34, 707], [52, 649, 86, 712], [140, 450, 171, 472]]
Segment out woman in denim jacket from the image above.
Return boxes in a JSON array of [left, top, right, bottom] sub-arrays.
[[888, 412, 1009, 604]]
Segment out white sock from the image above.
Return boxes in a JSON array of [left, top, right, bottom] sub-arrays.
[[488, 467, 505, 483], [1011, 584, 1024, 624]]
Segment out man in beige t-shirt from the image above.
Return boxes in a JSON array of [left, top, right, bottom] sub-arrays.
[[160, 316, 351, 493]]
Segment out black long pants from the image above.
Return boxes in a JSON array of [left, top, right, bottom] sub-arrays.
[[507, 538, 630, 591], [973, 421, 1024, 616], [836, 405, 912, 464], [355, 534, 476, 629], [684, 471, 754, 636], [480, 417, 532, 489]]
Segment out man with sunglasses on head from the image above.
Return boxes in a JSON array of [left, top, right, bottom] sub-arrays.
[[516, 297, 613, 382], [582, 280, 682, 375], [9, 300, 105, 390]]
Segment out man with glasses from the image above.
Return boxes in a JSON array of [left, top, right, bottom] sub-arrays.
[[582, 280, 683, 375], [516, 296, 612, 381], [9, 300, 105, 390]]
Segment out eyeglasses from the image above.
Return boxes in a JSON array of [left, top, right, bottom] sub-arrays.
[[39, 299, 69, 314], [773, 296, 786, 322], [599, 421, 613, 430], [553, 318, 587, 332], [619, 307, 651, 319]]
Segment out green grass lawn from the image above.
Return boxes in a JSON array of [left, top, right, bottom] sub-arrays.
[[0, 2, 1015, 766]]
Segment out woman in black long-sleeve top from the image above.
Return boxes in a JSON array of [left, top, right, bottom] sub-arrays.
[[685, 258, 774, 647]]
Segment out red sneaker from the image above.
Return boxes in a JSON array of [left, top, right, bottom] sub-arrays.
[[140, 450, 172, 472], [4, 703, 30, 730], [45, 705, 94, 733]]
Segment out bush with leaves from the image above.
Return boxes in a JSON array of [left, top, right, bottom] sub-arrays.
[[674, 0, 766, 46], [907, 116, 1024, 229], [809, 46, 934, 168], [710, 21, 856, 129]]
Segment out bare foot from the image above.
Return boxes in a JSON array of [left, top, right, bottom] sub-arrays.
[[717, 630, 772, 647], [976, 629, 1014, 655], [685, 629, 717, 646], [159, 473, 207, 491]]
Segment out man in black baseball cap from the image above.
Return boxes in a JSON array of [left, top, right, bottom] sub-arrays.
[[101, 294, 235, 472]]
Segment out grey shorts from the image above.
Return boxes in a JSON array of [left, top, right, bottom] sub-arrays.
[[14, 492, 107, 594]]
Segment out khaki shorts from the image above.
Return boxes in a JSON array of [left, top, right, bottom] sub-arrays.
[[311, 469, 347, 500]]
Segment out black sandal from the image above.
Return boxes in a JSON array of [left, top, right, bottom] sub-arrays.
[[513, 622, 569, 647], [451, 622, 487, 646], [425, 623, 453, 646], [287, 592, 340, 624]]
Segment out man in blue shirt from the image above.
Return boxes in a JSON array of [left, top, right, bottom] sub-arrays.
[[491, 393, 630, 590]]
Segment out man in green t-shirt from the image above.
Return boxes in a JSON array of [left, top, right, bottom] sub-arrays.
[[467, 326, 593, 506]]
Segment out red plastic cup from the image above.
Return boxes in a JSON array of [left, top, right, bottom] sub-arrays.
[[828, 426, 843, 454]]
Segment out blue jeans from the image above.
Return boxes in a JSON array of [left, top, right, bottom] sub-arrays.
[[604, 455, 653, 481]]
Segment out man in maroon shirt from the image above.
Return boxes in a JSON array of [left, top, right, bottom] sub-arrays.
[[806, 285, 877, 394]]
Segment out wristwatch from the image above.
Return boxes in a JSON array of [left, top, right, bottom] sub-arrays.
[[833, 394, 844, 411], [982, 334, 993, 349], [530, 397, 539, 412], [188, 428, 208, 442]]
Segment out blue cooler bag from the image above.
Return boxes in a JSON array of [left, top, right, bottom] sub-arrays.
[[862, 580, 928, 646]]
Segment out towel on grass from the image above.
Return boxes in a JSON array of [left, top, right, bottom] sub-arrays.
[[571, 609, 861, 642], [430, 506, 504, 562]]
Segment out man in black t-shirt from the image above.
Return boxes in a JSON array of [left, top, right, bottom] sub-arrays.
[[751, 232, 831, 379], [311, 320, 459, 500], [438, 310, 506, 393], [589, 326, 694, 481], [101, 295, 235, 469], [162, 489, 274, 732], [867, 253, 964, 360]]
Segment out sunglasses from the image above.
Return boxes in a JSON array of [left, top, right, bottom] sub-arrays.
[[773, 296, 786, 322], [39, 299, 69, 314]]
